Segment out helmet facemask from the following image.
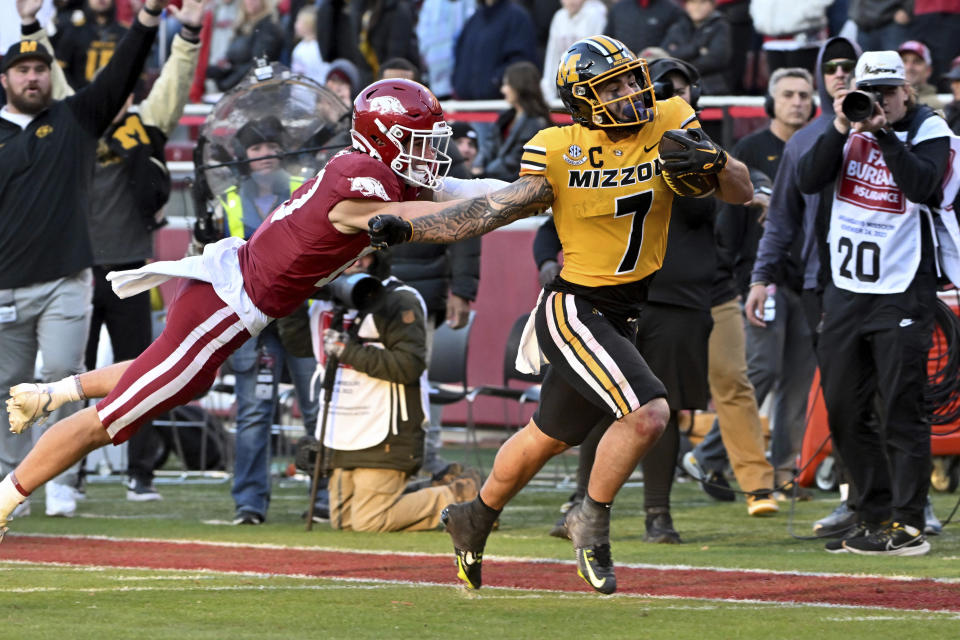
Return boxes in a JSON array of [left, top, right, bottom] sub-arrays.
[[385, 119, 452, 190], [568, 58, 657, 129]]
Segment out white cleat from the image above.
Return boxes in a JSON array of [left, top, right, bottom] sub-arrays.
[[6, 383, 55, 434]]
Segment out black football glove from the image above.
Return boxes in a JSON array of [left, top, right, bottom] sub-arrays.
[[368, 215, 413, 248], [659, 128, 728, 175]]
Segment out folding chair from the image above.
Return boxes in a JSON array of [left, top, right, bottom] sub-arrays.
[[427, 311, 477, 466], [467, 312, 544, 434]]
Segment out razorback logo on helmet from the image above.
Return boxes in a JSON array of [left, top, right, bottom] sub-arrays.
[[349, 176, 390, 201], [369, 96, 407, 116]]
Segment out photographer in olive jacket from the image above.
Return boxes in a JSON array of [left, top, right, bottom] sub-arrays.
[[309, 251, 480, 532]]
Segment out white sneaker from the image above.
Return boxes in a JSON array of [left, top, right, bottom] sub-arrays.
[[45, 482, 76, 518], [6, 383, 56, 433]]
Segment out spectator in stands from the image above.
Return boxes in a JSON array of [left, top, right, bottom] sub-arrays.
[[898, 40, 943, 110], [945, 57, 960, 134], [290, 4, 327, 85], [451, 121, 479, 173], [347, 0, 420, 87], [0, 0, 164, 520], [604, 0, 682, 60], [848, 0, 911, 52], [714, 0, 755, 95], [205, 0, 283, 91], [474, 61, 553, 181], [324, 57, 361, 106], [661, 0, 732, 95], [451, 0, 539, 100], [205, 0, 240, 76], [310, 252, 482, 532], [698, 67, 818, 500], [216, 116, 319, 525], [540, 0, 607, 101], [516, 0, 561, 67], [750, 0, 831, 76], [910, 0, 960, 90], [416, 0, 476, 100], [54, 0, 127, 90], [81, 0, 205, 502], [379, 56, 418, 82]]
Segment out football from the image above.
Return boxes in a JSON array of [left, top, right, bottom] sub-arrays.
[[658, 131, 720, 198]]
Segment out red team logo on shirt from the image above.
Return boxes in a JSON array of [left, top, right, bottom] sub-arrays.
[[836, 134, 906, 214]]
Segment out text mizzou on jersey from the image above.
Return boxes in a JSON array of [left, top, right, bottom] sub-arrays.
[[520, 96, 699, 287]]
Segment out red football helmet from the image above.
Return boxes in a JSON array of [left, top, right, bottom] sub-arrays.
[[350, 79, 452, 190]]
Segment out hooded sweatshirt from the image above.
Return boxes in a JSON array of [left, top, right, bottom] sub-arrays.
[[750, 36, 861, 291]]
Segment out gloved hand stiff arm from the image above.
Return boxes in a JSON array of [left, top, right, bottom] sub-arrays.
[[368, 215, 413, 248]]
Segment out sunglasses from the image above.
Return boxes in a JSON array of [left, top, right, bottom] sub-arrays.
[[823, 59, 856, 74]]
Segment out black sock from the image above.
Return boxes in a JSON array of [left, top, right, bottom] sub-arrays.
[[474, 495, 502, 528], [583, 494, 612, 513]]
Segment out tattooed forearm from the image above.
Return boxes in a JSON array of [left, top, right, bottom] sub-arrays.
[[409, 176, 554, 243]]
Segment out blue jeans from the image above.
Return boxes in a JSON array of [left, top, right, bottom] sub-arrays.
[[230, 328, 318, 518]]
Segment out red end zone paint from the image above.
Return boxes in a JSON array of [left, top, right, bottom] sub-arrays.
[[3, 535, 959, 610]]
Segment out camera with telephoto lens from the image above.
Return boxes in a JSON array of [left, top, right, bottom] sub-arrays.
[[321, 272, 384, 313], [842, 89, 882, 123]]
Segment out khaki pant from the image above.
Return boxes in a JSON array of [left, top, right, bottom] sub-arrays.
[[708, 299, 774, 493], [329, 468, 456, 532]]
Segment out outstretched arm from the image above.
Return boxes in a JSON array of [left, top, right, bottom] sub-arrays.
[[368, 175, 555, 246]]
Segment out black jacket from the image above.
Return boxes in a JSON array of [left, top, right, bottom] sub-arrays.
[[212, 15, 284, 91], [0, 19, 157, 289], [604, 0, 683, 60], [660, 10, 732, 95], [53, 9, 127, 90]]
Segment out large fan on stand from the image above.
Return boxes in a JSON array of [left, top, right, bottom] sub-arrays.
[[191, 59, 353, 243]]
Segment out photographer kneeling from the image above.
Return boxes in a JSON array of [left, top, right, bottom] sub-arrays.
[[797, 51, 953, 556], [308, 251, 481, 532]]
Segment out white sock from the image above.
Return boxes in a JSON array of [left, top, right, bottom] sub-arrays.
[[0, 474, 27, 526], [839, 483, 849, 502]]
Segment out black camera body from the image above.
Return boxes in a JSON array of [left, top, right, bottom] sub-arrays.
[[842, 89, 882, 123]]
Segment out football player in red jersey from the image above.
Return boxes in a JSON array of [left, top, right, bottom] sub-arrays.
[[0, 78, 471, 537]]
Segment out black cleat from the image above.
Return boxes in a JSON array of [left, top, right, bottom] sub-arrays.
[[566, 499, 616, 594], [643, 507, 682, 544], [441, 502, 492, 589]]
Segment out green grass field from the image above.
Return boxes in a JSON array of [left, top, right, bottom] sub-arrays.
[[2, 447, 959, 639]]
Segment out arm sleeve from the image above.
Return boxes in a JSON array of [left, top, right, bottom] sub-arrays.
[[339, 291, 427, 385], [65, 19, 158, 137], [797, 126, 847, 194], [137, 34, 201, 135], [878, 134, 950, 204], [447, 237, 482, 301], [751, 145, 806, 284], [533, 217, 562, 269]]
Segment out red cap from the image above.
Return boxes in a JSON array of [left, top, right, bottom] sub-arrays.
[[897, 40, 932, 66]]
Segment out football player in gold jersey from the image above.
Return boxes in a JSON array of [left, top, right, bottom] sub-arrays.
[[369, 35, 753, 594]]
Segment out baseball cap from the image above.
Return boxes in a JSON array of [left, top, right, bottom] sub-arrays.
[[450, 121, 478, 145], [1, 40, 53, 73], [945, 56, 960, 81], [855, 50, 905, 88], [897, 40, 932, 66], [235, 116, 285, 149]]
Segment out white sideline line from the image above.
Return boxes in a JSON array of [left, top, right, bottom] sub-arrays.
[[10, 532, 958, 585], [1, 560, 959, 618]]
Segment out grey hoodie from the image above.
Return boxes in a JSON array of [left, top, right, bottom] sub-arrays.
[[750, 36, 861, 290]]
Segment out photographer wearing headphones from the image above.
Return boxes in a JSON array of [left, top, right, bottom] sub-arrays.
[[692, 67, 818, 500], [309, 252, 481, 532], [219, 116, 318, 526], [796, 51, 952, 556]]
